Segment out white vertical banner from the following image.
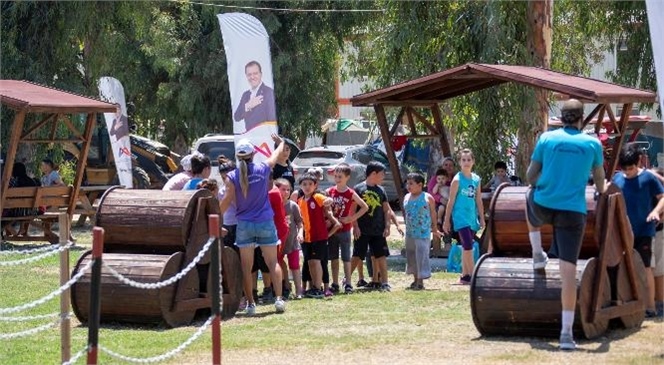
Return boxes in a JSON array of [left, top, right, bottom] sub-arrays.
[[98, 77, 133, 188], [646, 0, 664, 114], [218, 12, 278, 162]]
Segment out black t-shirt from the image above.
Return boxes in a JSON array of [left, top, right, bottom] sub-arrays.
[[354, 182, 387, 236], [272, 162, 295, 188]]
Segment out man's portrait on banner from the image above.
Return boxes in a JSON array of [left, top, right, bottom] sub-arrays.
[[233, 60, 277, 132]]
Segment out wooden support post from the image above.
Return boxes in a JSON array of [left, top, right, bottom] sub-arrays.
[[582, 104, 603, 129], [70, 113, 96, 217], [607, 103, 633, 177], [2, 108, 27, 204], [594, 105, 607, 136], [616, 196, 639, 299], [209, 215, 222, 365], [374, 104, 405, 205], [388, 107, 406, 138], [430, 103, 451, 157], [87, 227, 104, 365], [59, 213, 71, 364], [589, 195, 614, 323], [405, 107, 417, 135]]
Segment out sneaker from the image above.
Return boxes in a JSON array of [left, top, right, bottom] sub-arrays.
[[261, 288, 275, 304], [368, 281, 381, 289], [275, 297, 286, 313], [356, 279, 368, 287], [344, 284, 354, 294], [283, 288, 291, 300], [656, 302, 663, 318], [245, 303, 256, 316], [295, 293, 303, 300], [533, 251, 549, 270], [305, 289, 324, 299], [645, 309, 658, 319], [324, 289, 334, 298], [330, 283, 340, 293], [238, 296, 247, 312], [559, 332, 576, 351], [458, 275, 471, 285], [408, 281, 417, 290], [380, 283, 391, 292]]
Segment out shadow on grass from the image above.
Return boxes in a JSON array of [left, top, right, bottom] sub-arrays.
[[0, 241, 87, 252], [472, 324, 644, 354]]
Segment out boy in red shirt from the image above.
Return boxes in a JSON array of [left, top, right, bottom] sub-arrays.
[[327, 163, 369, 293], [298, 172, 341, 298]]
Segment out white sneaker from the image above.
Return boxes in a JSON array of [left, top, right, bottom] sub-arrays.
[[275, 297, 286, 313], [533, 251, 549, 270], [559, 332, 576, 351], [245, 303, 256, 316]]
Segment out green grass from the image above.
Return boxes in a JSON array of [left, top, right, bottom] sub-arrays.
[[1, 227, 663, 365]]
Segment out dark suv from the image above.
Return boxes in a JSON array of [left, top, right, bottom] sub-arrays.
[[291, 144, 408, 202]]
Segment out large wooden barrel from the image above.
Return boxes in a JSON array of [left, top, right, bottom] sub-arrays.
[[488, 185, 600, 258], [470, 255, 611, 339], [71, 251, 199, 327], [96, 187, 217, 255]]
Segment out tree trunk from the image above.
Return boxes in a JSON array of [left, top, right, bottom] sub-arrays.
[[517, 0, 553, 179]]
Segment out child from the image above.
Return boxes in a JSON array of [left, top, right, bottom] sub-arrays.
[[275, 178, 304, 299], [327, 163, 369, 294], [298, 173, 341, 298], [432, 169, 452, 245], [404, 172, 440, 290], [351, 161, 395, 292], [483, 161, 510, 191], [612, 143, 664, 318], [443, 148, 485, 285]]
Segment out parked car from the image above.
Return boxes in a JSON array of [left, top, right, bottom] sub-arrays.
[[291, 144, 408, 203], [192, 133, 299, 184]]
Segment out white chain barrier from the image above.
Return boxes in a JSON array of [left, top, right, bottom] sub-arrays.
[[62, 347, 88, 365], [102, 238, 214, 290], [0, 259, 92, 314], [0, 312, 63, 322], [0, 318, 60, 340], [0, 244, 61, 255], [98, 316, 213, 363], [0, 242, 74, 267]]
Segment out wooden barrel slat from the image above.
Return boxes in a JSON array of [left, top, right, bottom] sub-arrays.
[[617, 249, 647, 329], [471, 255, 610, 339], [96, 188, 214, 249], [71, 251, 199, 327], [489, 186, 599, 258]]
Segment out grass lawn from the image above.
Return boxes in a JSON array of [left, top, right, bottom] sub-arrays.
[[1, 227, 663, 365]]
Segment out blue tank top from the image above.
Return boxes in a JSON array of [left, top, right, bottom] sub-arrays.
[[531, 127, 603, 213], [451, 172, 480, 231], [403, 192, 432, 239]]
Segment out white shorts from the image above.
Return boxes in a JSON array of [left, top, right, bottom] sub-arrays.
[[653, 230, 664, 277]]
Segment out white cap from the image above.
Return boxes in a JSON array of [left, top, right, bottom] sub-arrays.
[[235, 139, 255, 157], [181, 154, 193, 172]]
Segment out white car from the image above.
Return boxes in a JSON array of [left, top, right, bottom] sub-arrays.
[[192, 134, 235, 184]]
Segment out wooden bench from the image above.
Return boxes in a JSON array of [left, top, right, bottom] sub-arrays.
[[1, 186, 74, 243]]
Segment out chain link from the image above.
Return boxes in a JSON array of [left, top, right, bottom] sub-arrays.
[[0, 319, 59, 340], [0, 312, 64, 322], [98, 316, 212, 363], [0, 242, 74, 267], [62, 346, 88, 365], [0, 243, 61, 255], [102, 238, 214, 290], [0, 259, 92, 314]]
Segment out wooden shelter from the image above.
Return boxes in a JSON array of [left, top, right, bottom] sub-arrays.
[[1, 80, 116, 241], [350, 63, 658, 199]]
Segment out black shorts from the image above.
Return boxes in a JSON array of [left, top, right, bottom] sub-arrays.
[[222, 224, 238, 252], [251, 246, 269, 273], [634, 236, 653, 268], [353, 234, 389, 259], [302, 240, 328, 262], [526, 188, 586, 264]]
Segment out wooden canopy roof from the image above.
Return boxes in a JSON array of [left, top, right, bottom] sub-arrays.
[[351, 63, 658, 106], [0, 80, 116, 113]]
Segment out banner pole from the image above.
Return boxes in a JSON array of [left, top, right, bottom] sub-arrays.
[[59, 212, 71, 364], [86, 227, 104, 365], [209, 214, 222, 365]]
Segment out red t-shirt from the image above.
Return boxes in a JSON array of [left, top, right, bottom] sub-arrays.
[[269, 187, 289, 244], [328, 186, 355, 232], [298, 193, 328, 242]]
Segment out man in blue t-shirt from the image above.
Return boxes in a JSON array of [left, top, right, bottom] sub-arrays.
[[525, 99, 606, 351], [612, 143, 664, 318]]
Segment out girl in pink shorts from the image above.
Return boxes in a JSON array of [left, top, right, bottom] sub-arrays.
[[276, 178, 304, 299]]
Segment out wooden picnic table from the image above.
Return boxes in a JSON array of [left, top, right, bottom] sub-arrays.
[[74, 185, 114, 226]]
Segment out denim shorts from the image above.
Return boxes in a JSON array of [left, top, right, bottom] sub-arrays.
[[235, 219, 279, 248]]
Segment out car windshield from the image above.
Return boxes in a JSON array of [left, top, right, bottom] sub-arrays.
[[293, 151, 345, 166], [197, 142, 235, 166]]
